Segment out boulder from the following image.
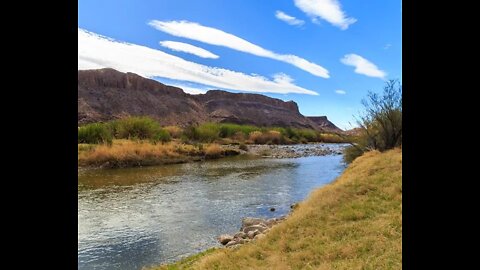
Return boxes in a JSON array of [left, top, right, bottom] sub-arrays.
[[234, 231, 247, 239], [238, 238, 250, 244], [218, 234, 233, 245], [243, 225, 267, 234], [247, 230, 256, 239], [241, 217, 267, 228], [225, 240, 238, 247]]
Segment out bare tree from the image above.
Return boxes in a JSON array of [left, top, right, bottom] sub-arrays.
[[357, 79, 402, 151], [344, 80, 402, 163]]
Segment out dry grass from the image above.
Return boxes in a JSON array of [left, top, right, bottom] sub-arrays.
[[151, 148, 402, 270], [204, 144, 224, 158], [164, 126, 183, 138], [319, 133, 348, 143], [78, 139, 204, 168], [248, 130, 283, 144]]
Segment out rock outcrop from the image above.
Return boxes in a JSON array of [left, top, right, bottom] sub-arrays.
[[306, 116, 343, 133]]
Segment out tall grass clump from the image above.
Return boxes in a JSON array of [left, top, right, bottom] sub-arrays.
[[151, 129, 171, 144], [248, 130, 284, 144], [163, 126, 183, 138], [78, 123, 113, 145], [297, 129, 318, 142], [195, 123, 220, 142], [218, 123, 259, 138], [111, 116, 163, 140], [204, 144, 224, 158]]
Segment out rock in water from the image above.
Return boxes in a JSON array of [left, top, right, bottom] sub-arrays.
[[270, 207, 275, 212], [218, 234, 233, 245]]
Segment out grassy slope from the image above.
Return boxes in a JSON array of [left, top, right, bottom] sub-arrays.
[[151, 148, 402, 270]]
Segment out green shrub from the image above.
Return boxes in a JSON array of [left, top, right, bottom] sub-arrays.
[[218, 123, 259, 138], [183, 126, 199, 141], [195, 123, 220, 142], [78, 123, 113, 145], [298, 129, 318, 142], [150, 129, 171, 144], [283, 127, 300, 141], [112, 116, 162, 140]]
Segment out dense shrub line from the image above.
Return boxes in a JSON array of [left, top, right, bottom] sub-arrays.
[[78, 117, 348, 145]]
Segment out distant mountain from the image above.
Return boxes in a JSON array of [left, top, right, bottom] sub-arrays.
[[78, 68, 341, 131], [306, 116, 343, 133]]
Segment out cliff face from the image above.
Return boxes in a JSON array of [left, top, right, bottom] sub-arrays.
[[78, 68, 208, 126], [197, 90, 313, 128], [78, 69, 339, 130]]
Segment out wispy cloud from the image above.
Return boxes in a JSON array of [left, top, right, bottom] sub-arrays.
[[78, 29, 318, 95], [148, 20, 329, 78], [275, 10, 305, 26], [294, 0, 356, 30], [383, 43, 392, 50], [340, 54, 386, 79], [166, 83, 208, 95], [335, 89, 346, 95], [159, 41, 219, 59]]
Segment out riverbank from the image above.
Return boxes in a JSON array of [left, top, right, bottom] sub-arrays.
[[149, 148, 402, 269], [78, 139, 242, 168], [78, 140, 346, 169]]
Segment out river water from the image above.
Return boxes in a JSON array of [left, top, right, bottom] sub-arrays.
[[78, 144, 347, 270]]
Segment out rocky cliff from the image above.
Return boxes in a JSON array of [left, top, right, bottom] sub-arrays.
[[78, 68, 340, 130]]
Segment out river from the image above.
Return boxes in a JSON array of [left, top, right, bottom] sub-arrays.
[[78, 144, 348, 270]]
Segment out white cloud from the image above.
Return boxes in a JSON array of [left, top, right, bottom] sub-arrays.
[[78, 28, 318, 95], [294, 0, 356, 30], [340, 54, 386, 79], [275, 10, 305, 26], [166, 83, 208, 95], [148, 20, 329, 78], [335, 89, 346, 94], [384, 43, 392, 50], [159, 41, 219, 59]]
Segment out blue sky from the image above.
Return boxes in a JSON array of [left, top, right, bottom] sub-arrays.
[[78, 0, 401, 130]]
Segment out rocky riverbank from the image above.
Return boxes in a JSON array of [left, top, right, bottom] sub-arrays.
[[245, 143, 345, 158], [78, 142, 346, 170], [217, 216, 287, 248]]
